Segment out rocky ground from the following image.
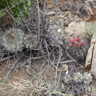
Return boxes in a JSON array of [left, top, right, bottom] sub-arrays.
[[0, 0, 96, 96]]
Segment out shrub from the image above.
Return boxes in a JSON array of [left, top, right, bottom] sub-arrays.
[[85, 22, 96, 37]]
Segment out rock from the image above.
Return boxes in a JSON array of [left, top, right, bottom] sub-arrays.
[[74, 15, 83, 22], [45, 0, 54, 8], [84, 0, 96, 21], [63, 11, 73, 26], [65, 21, 86, 36], [91, 43, 96, 77], [62, 64, 68, 72], [82, 95, 88, 96], [54, 17, 64, 27], [57, 28, 62, 33], [45, 12, 55, 16], [89, 27, 96, 77], [60, 2, 71, 11], [85, 23, 96, 69], [85, 44, 94, 69]]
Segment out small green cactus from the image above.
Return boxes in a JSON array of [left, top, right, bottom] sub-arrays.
[[2, 28, 24, 53]]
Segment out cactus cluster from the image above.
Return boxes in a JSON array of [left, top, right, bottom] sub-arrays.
[[73, 72, 92, 84], [24, 34, 37, 49], [1, 28, 38, 53], [66, 36, 89, 62], [2, 28, 24, 53], [62, 72, 92, 85]]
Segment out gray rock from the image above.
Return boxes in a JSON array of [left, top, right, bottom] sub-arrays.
[[90, 27, 96, 77], [62, 64, 68, 72]]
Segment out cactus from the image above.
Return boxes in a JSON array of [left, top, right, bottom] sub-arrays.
[[2, 28, 24, 53], [83, 72, 92, 84], [24, 34, 37, 49], [73, 72, 83, 83], [66, 36, 89, 62]]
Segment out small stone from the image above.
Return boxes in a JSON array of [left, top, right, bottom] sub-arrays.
[[62, 64, 68, 72], [57, 28, 62, 33], [47, 5, 53, 9], [64, 21, 70, 26], [82, 95, 88, 96], [45, 12, 55, 16], [65, 21, 86, 36]]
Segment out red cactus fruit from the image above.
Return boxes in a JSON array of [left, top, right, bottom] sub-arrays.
[[77, 37, 80, 42], [70, 38, 74, 43], [74, 37, 78, 41], [69, 44, 72, 47], [80, 41, 84, 46], [75, 42, 79, 47]]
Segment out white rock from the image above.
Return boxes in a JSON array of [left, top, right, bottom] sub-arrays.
[[65, 21, 86, 36]]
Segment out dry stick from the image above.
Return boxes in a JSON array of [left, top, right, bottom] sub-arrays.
[[55, 45, 62, 87], [30, 89, 35, 96], [40, 61, 47, 69], [5, 59, 10, 69], [26, 50, 38, 77], [22, 54, 47, 66], [41, 0, 46, 35], [55, 60, 77, 64], [55, 67, 62, 90], [6, 1, 16, 28], [44, 39, 50, 61], [17, 7, 32, 35], [36, 0, 40, 42], [65, 50, 77, 63], [42, 39, 53, 77], [0, 57, 21, 89], [0, 56, 14, 62], [2, 64, 23, 69], [49, 60, 61, 72]]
